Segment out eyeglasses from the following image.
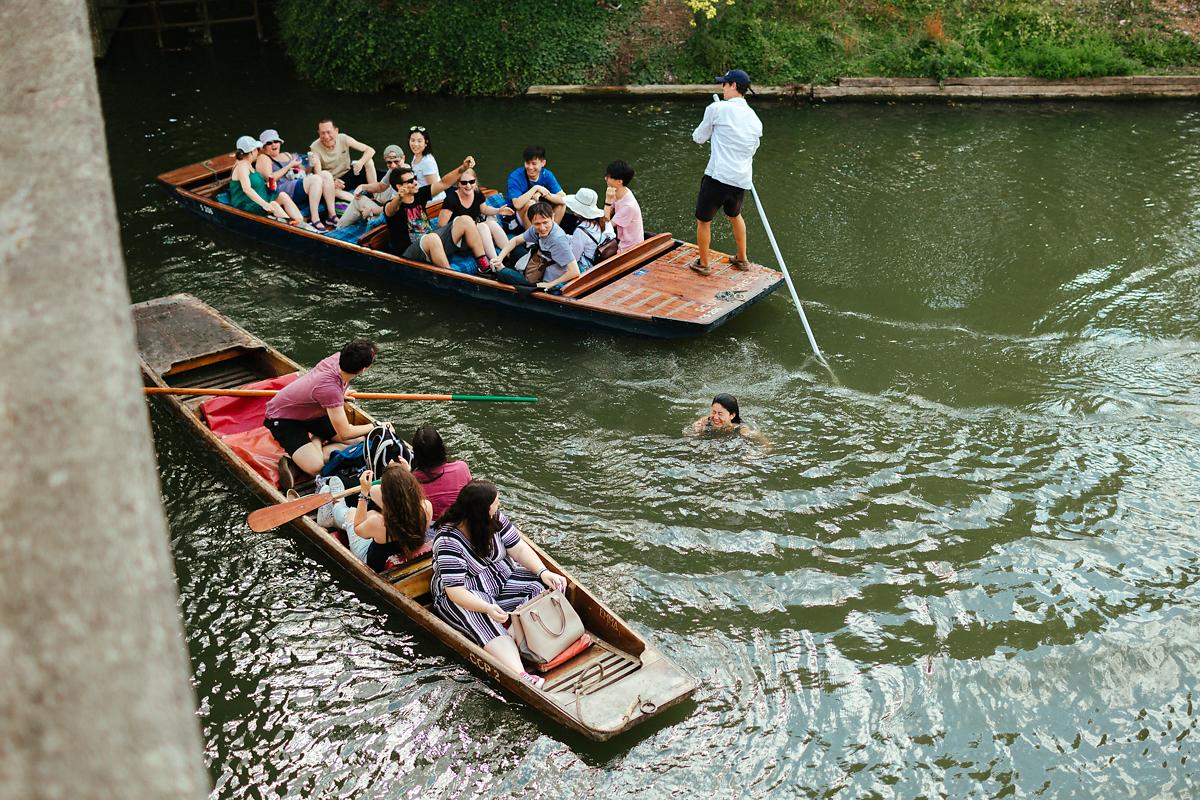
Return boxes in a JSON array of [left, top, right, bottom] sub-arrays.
[[459, 179, 476, 186], [384, 158, 402, 165], [409, 125, 426, 132], [265, 140, 282, 146]]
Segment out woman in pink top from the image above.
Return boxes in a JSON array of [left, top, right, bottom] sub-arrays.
[[602, 160, 644, 253], [410, 424, 472, 519]]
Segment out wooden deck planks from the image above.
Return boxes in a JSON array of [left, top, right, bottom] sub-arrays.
[[573, 242, 782, 324]]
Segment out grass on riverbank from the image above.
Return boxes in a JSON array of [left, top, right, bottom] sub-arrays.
[[275, 0, 1200, 94]]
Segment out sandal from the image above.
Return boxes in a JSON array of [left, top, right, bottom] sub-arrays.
[[688, 258, 713, 276], [311, 220, 329, 232], [519, 671, 545, 690], [729, 257, 752, 271]]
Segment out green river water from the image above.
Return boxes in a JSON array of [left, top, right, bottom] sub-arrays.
[[99, 37, 1200, 799]]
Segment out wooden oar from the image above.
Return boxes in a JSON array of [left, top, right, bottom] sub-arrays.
[[144, 387, 537, 402], [247, 484, 366, 533]]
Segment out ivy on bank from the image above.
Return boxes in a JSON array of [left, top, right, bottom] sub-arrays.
[[276, 0, 631, 94]]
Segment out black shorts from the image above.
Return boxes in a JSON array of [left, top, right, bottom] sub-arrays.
[[264, 415, 337, 456], [337, 168, 369, 193], [695, 174, 746, 222]]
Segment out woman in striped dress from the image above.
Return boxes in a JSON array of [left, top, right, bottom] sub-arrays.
[[430, 480, 567, 689]]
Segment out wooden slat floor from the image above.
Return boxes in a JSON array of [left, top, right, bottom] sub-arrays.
[[573, 242, 782, 323]]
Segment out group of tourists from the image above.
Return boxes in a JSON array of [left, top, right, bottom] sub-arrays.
[[249, 68, 768, 691]]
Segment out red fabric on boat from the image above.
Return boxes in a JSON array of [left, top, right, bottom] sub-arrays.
[[221, 427, 286, 486], [201, 373, 300, 436], [531, 633, 593, 673], [382, 540, 433, 571]]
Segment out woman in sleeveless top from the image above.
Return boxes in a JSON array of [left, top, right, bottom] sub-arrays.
[[435, 168, 514, 263], [323, 466, 432, 571], [228, 135, 307, 226], [255, 130, 339, 231], [430, 480, 567, 690]]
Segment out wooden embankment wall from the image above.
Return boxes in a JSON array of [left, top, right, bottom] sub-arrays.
[[528, 75, 1200, 101]]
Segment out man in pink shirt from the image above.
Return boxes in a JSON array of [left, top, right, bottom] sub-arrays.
[[602, 160, 644, 254], [263, 339, 379, 486]]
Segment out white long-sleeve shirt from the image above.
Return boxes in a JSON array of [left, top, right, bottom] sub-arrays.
[[692, 96, 763, 190]]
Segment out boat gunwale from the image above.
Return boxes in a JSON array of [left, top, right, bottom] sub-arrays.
[[136, 294, 697, 740]]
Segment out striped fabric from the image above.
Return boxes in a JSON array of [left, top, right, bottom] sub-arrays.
[[431, 514, 545, 646]]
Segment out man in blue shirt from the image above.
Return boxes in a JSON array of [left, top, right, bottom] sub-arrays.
[[505, 145, 566, 231]]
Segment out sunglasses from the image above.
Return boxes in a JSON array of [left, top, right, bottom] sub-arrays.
[[459, 179, 476, 186], [409, 125, 426, 132], [384, 158, 403, 164], [400, 176, 418, 184]]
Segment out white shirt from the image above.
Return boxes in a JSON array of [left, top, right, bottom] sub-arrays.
[[692, 96, 763, 190]]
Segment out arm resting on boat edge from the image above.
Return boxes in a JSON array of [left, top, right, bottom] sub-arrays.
[[538, 260, 581, 291], [509, 539, 567, 592]]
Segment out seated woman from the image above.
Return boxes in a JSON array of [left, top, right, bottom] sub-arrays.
[[430, 480, 567, 690], [229, 136, 308, 226], [255, 128, 338, 231], [563, 187, 610, 270], [408, 125, 444, 204], [319, 467, 432, 571], [436, 168, 515, 263], [689, 393, 771, 448], [410, 424, 472, 519]]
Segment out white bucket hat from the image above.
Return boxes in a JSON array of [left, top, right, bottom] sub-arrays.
[[564, 187, 604, 219], [235, 135, 263, 154]]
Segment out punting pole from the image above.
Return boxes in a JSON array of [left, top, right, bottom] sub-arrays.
[[749, 185, 828, 367]]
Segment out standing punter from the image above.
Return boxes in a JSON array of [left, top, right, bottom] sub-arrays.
[[690, 68, 763, 276]]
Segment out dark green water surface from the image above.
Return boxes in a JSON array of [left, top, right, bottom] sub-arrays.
[[99, 39, 1200, 799]]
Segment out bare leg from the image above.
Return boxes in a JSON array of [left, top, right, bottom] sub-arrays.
[[729, 213, 748, 262], [452, 215, 486, 257], [484, 634, 525, 675], [696, 219, 712, 266], [364, 160, 378, 184], [552, 203, 566, 224], [291, 440, 325, 475], [303, 175, 323, 223], [485, 218, 507, 253], [420, 232, 450, 269], [277, 192, 305, 225]]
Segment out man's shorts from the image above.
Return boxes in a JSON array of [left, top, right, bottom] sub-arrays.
[[264, 415, 337, 456], [337, 167, 369, 193], [402, 224, 463, 263], [695, 174, 746, 222]]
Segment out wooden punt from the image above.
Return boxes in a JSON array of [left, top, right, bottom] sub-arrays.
[[135, 293, 697, 741], [158, 154, 783, 339]]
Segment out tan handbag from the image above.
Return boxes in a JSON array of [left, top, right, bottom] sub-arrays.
[[509, 589, 585, 667], [523, 249, 548, 284]]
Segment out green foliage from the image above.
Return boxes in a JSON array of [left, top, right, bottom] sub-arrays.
[[276, 0, 1200, 93], [276, 0, 626, 94]]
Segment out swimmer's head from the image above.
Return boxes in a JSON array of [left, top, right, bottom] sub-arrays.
[[711, 393, 742, 425]]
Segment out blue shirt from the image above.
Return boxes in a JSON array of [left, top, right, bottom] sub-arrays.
[[506, 166, 563, 206]]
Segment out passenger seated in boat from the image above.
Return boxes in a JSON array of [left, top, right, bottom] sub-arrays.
[[229, 136, 309, 227], [407, 125, 444, 205], [410, 423, 472, 519], [436, 168, 515, 264], [492, 201, 582, 290], [256, 129, 339, 231], [383, 160, 494, 273], [562, 187, 611, 269], [337, 144, 407, 229], [430, 480, 567, 690], [318, 467, 433, 571], [310, 118, 376, 195], [689, 393, 771, 448], [601, 160, 645, 253], [504, 145, 566, 232], [263, 338, 379, 488]]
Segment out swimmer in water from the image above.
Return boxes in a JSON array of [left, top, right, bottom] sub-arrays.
[[688, 393, 771, 448]]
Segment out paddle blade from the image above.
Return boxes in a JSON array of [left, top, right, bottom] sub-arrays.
[[246, 491, 332, 533]]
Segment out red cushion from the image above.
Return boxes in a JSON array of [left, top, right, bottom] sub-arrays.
[[531, 633, 593, 673], [221, 427, 286, 486], [382, 540, 433, 570], [201, 373, 300, 436]]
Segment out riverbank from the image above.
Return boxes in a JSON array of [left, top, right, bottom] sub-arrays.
[[276, 0, 1200, 95], [528, 75, 1200, 100]]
